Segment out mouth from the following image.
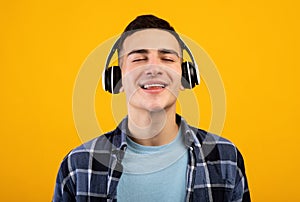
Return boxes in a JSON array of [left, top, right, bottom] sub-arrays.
[[141, 83, 166, 90]]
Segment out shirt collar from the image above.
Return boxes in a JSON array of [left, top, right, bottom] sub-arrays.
[[112, 114, 200, 151]]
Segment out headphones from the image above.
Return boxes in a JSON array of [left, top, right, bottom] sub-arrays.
[[102, 34, 200, 94]]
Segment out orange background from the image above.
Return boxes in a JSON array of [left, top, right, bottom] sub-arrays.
[[1, 0, 299, 201]]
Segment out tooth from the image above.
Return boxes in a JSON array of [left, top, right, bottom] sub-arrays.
[[144, 84, 165, 89]]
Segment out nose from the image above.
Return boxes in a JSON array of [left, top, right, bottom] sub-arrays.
[[145, 64, 163, 77], [144, 54, 163, 76]]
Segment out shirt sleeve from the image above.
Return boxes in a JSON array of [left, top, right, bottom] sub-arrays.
[[53, 155, 76, 202], [231, 149, 251, 202]]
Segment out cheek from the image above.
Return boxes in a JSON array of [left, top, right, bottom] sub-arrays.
[[121, 67, 140, 91], [175, 64, 182, 74], [121, 64, 132, 83], [121, 61, 139, 77], [167, 65, 182, 80]]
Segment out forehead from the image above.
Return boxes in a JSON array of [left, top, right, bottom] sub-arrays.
[[122, 29, 181, 55]]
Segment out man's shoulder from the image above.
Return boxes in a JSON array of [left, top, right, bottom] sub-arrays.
[[189, 125, 239, 161], [71, 129, 121, 154], [189, 125, 235, 146], [62, 128, 122, 166]]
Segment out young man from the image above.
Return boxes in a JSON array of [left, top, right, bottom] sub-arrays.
[[53, 15, 250, 202]]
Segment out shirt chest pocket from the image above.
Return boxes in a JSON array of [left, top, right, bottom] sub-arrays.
[[193, 162, 236, 201]]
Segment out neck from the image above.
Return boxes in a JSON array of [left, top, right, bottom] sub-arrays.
[[127, 106, 178, 146]]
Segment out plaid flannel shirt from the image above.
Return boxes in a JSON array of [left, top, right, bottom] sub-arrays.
[[53, 115, 250, 202]]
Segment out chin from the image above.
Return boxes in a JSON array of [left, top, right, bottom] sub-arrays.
[[143, 101, 175, 113], [139, 103, 163, 112], [128, 93, 176, 113]]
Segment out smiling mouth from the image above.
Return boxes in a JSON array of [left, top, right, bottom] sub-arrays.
[[141, 83, 166, 90]]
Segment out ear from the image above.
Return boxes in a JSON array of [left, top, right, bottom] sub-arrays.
[[180, 85, 185, 91], [119, 86, 124, 93]]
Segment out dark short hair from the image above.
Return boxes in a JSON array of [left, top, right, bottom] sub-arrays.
[[117, 15, 183, 60], [123, 14, 176, 32]]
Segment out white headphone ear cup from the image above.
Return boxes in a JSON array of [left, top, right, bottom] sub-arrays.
[[103, 68, 111, 92], [102, 37, 122, 94], [112, 66, 122, 94], [181, 62, 190, 89], [182, 61, 198, 89], [104, 66, 122, 94]]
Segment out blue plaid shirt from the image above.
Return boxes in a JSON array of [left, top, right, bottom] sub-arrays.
[[53, 115, 250, 202]]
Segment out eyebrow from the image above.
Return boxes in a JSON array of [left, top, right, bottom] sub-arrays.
[[127, 49, 180, 58], [158, 49, 180, 58], [127, 49, 149, 56]]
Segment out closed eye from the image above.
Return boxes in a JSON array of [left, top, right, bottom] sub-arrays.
[[132, 58, 147, 62], [162, 58, 175, 62]]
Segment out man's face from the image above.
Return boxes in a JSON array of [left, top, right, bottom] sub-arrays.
[[120, 29, 183, 112]]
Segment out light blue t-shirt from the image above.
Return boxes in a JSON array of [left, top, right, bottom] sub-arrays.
[[117, 129, 188, 202]]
